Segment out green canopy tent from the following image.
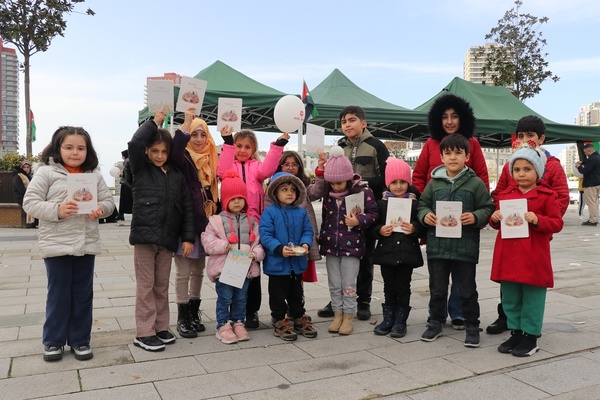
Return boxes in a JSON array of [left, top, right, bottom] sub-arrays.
[[138, 60, 286, 130], [413, 77, 600, 147], [307, 69, 429, 139]]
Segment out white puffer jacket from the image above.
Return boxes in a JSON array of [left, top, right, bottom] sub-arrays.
[[23, 158, 115, 258]]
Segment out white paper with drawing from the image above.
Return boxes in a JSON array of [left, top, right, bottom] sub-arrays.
[[500, 198, 529, 239], [435, 200, 462, 238], [386, 197, 412, 233], [345, 192, 364, 216], [217, 98, 242, 132], [147, 80, 174, 115], [176, 76, 207, 114], [219, 249, 252, 289], [305, 123, 325, 157], [67, 173, 98, 215]]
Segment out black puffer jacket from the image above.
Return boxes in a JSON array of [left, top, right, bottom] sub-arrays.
[[128, 120, 195, 252]]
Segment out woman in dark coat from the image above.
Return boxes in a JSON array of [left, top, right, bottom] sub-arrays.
[[13, 160, 36, 228]]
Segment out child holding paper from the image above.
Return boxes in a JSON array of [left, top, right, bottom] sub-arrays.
[[417, 134, 494, 347], [371, 157, 424, 338], [489, 144, 563, 357], [201, 170, 264, 344], [23, 126, 115, 362], [260, 172, 316, 341], [317, 146, 378, 335]]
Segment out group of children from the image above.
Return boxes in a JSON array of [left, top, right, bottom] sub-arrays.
[[25, 99, 565, 362]]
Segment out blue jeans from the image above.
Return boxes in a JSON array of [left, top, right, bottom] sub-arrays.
[[215, 278, 250, 329], [43, 255, 95, 347]]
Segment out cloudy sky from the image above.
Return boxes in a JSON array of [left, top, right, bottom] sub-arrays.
[[11, 0, 600, 185]]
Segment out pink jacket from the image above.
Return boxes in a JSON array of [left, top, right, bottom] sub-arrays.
[[201, 215, 265, 283], [217, 142, 284, 222]]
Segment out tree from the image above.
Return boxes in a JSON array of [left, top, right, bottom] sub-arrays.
[[0, 0, 94, 157], [475, 0, 559, 101]]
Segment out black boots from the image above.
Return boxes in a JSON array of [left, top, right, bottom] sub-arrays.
[[189, 299, 205, 332], [391, 306, 411, 338], [177, 303, 197, 338], [374, 304, 395, 335]]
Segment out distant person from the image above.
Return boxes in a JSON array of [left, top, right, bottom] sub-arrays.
[[117, 149, 133, 221], [12, 159, 36, 228], [487, 115, 569, 334], [318, 105, 389, 321], [417, 135, 494, 347], [218, 125, 287, 328], [128, 112, 195, 352], [23, 126, 115, 362], [490, 144, 564, 357], [576, 143, 600, 226]]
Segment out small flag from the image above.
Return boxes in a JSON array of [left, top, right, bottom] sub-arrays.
[[302, 80, 318, 123], [30, 110, 36, 142]]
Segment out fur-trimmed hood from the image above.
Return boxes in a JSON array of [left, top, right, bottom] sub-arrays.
[[266, 172, 306, 208], [427, 94, 476, 141]]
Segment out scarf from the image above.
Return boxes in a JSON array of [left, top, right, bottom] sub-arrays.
[[186, 125, 218, 202], [382, 190, 417, 201]]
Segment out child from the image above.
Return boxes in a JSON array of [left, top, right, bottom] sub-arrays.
[[128, 112, 196, 352], [413, 94, 490, 331], [218, 125, 288, 328], [487, 115, 569, 335], [260, 172, 316, 341], [371, 157, 424, 338], [318, 146, 379, 335], [23, 126, 115, 362], [201, 170, 264, 344], [490, 144, 564, 356], [171, 108, 219, 338], [417, 134, 494, 347]]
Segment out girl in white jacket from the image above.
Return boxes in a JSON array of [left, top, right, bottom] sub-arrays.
[[23, 126, 115, 362]]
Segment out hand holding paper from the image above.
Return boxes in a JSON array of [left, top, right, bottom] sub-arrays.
[[524, 211, 538, 225]]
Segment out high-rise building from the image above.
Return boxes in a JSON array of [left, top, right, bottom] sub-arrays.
[[0, 41, 19, 156], [575, 102, 600, 126], [463, 43, 500, 86]]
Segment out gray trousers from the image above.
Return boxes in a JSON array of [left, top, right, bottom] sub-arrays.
[[326, 255, 360, 314]]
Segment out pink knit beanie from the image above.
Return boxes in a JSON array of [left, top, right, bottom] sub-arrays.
[[324, 146, 354, 183], [220, 170, 248, 212], [385, 157, 412, 187]]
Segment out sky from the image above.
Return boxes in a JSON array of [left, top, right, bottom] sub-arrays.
[[11, 0, 600, 186]]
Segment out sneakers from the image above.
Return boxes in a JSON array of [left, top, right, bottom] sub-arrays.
[[421, 320, 443, 342], [43, 345, 64, 362], [356, 302, 371, 321], [134, 336, 166, 352], [486, 317, 508, 334], [511, 333, 539, 357], [70, 344, 93, 360], [317, 301, 334, 318], [245, 312, 260, 330], [156, 330, 176, 345], [464, 326, 482, 348], [216, 323, 238, 344], [451, 318, 465, 330], [498, 330, 523, 354], [232, 322, 250, 341], [293, 315, 317, 338], [273, 319, 297, 341], [582, 220, 598, 226]]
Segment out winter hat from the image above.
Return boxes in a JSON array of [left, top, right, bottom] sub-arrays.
[[220, 170, 248, 212], [509, 143, 547, 180], [20, 160, 32, 167], [385, 157, 412, 187], [324, 146, 354, 183], [267, 171, 306, 207]]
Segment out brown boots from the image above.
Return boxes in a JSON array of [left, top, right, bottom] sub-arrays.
[[328, 312, 353, 335], [328, 312, 343, 333], [339, 313, 353, 335]]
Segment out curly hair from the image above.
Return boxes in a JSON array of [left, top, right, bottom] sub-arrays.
[[427, 94, 476, 141]]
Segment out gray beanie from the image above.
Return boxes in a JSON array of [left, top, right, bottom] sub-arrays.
[[509, 145, 547, 180]]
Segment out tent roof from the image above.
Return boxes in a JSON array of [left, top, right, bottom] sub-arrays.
[[414, 77, 600, 147], [137, 60, 285, 129]]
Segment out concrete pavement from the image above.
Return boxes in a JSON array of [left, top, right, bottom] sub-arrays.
[[1, 202, 600, 399]]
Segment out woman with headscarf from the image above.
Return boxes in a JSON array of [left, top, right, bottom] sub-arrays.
[[13, 160, 36, 228]]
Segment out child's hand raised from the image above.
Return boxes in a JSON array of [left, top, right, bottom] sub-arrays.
[[317, 151, 327, 170], [220, 125, 234, 136], [278, 132, 290, 141], [181, 108, 196, 132], [154, 111, 166, 127]]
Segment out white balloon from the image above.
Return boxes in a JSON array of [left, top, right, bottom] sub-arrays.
[[274, 95, 304, 133], [109, 166, 121, 178]]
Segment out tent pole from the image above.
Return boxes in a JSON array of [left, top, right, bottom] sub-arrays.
[[298, 123, 305, 167]]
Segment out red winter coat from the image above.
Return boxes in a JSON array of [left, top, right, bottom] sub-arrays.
[[492, 154, 569, 216], [489, 184, 564, 288], [413, 137, 489, 194]]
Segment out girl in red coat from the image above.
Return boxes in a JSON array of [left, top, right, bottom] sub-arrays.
[[489, 144, 563, 357]]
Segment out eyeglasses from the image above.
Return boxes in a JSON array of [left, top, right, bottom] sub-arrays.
[[281, 163, 300, 169]]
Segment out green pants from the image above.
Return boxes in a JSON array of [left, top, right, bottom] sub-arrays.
[[500, 281, 547, 336]]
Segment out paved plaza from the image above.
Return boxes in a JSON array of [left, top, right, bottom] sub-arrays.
[[1, 202, 600, 399]]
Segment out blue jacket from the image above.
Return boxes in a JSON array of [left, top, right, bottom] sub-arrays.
[[260, 173, 313, 276]]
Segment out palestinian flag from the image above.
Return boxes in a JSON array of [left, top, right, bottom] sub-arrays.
[[30, 110, 36, 142], [302, 80, 318, 123]]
